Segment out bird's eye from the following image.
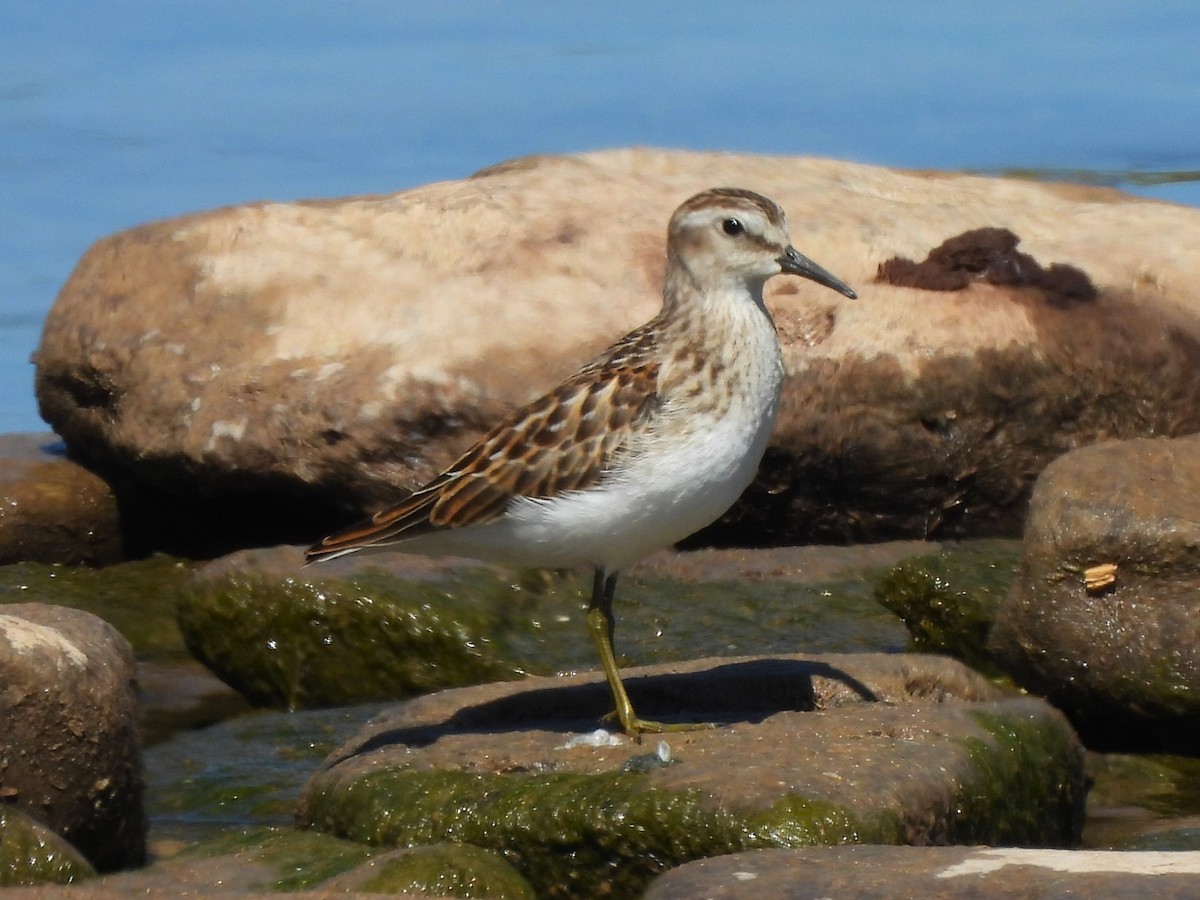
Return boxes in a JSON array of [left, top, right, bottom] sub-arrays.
[[721, 218, 744, 237]]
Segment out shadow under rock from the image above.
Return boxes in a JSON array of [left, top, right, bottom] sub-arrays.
[[342, 658, 880, 756]]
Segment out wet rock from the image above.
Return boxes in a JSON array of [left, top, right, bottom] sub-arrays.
[[33, 150, 1200, 556], [643, 845, 1200, 900], [0, 554, 246, 747], [63, 827, 379, 895], [874, 539, 1021, 677], [989, 435, 1200, 752], [177, 544, 907, 709], [177, 549, 529, 709], [319, 843, 536, 898], [57, 826, 526, 897], [1085, 754, 1200, 851], [0, 433, 121, 565], [0, 555, 194, 662], [298, 653, 1085, 899], [0, 604, 145, 871], [0, 807, 96, 887]]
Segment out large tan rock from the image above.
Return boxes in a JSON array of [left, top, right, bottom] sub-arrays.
[[34, 149, 1200, 552]]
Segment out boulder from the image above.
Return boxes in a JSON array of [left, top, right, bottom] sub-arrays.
[[0, 605, 145, 871], [989, 434, 1200, 752], [298, 653, 1085, 898], [0, 433, 121, 565], [33, 149, 1200, 556]]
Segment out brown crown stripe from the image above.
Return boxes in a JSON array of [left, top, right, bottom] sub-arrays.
[[673, 187, 786, 229]]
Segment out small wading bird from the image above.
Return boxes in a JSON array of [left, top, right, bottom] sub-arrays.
[[307, 187, 856, 735]]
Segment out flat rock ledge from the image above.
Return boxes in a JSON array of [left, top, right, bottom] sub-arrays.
[[644, 846, 1200, 900], [298, 653, 1085, 899]]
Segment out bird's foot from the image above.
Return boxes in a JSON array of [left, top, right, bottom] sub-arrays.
[[602, 709, 717, 740]]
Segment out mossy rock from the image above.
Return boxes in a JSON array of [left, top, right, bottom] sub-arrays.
[[0, 556, 194, 661], [337, 843, 536, 898], [302, 769, 890, 898], [299, 654, 1085, 899], [0, 808, 96, 887], [177, 560, 906, 710], [175, 570, 529, 708], [873, 540, 1021, 675], [179, 826, 377, 891]]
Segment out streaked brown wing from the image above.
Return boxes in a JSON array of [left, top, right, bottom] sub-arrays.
[[306, 329, 661, 562]]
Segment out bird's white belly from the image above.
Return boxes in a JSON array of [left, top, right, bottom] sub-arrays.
[[403, 396, 778, 571]]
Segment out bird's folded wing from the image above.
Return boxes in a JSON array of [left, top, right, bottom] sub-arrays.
[[305, 348, 661, 561]]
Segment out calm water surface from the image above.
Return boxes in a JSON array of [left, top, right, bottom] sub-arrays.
[[3, 1, 1199, 433]]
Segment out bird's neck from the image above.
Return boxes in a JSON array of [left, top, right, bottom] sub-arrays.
[[660, 259, 774, 338]]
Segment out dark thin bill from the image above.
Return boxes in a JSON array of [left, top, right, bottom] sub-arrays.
[[778, 247, 857, 299]]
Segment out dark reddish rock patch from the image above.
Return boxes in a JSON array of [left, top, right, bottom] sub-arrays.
[[876, 227, 1097, 307]]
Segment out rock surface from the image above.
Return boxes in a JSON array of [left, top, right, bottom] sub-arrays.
[[0, 604, 145, 871], [874, 539, 1020, 678], [989, 434, 1200, 753], [0, 807, 96, 887], [177, 542, 914, 709], [316, 843, 535, 897], [643, 846, 1200, 900], [298, 653, 1085, 898], [0, 434, 121, 565], [34, 149, 1200, 556]]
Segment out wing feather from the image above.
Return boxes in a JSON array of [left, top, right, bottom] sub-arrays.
[[305, 327, 662, 563]]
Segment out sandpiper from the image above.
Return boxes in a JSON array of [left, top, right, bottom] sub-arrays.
[[307, 187, 856, 735]]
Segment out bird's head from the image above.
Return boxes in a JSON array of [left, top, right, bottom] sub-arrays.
[[667, 187, 856, 300]]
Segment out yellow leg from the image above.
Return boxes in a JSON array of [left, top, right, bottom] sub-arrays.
[[587, 569, 715, 737]]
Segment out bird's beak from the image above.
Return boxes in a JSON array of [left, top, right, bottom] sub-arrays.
[[777, 246, 857, 299]]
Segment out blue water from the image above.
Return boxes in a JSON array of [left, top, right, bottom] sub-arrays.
[[3, 2, 1199, 434]]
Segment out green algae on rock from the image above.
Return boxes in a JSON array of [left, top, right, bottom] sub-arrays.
[[0, 808, 96, 887], [0, 555, 195, 661], [301, 768, 763, 898], [950, 710, 1087, 846], [176, 571, 526, 708], [874, 540, 1021, 676], [297, 655, 1086, 899], [341, 843, 536, 899], [177, 556, 907, 710], [179, 826, 378, 891]]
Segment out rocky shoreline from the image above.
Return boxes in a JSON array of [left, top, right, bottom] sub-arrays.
[[5, 149, 1200, 895]]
